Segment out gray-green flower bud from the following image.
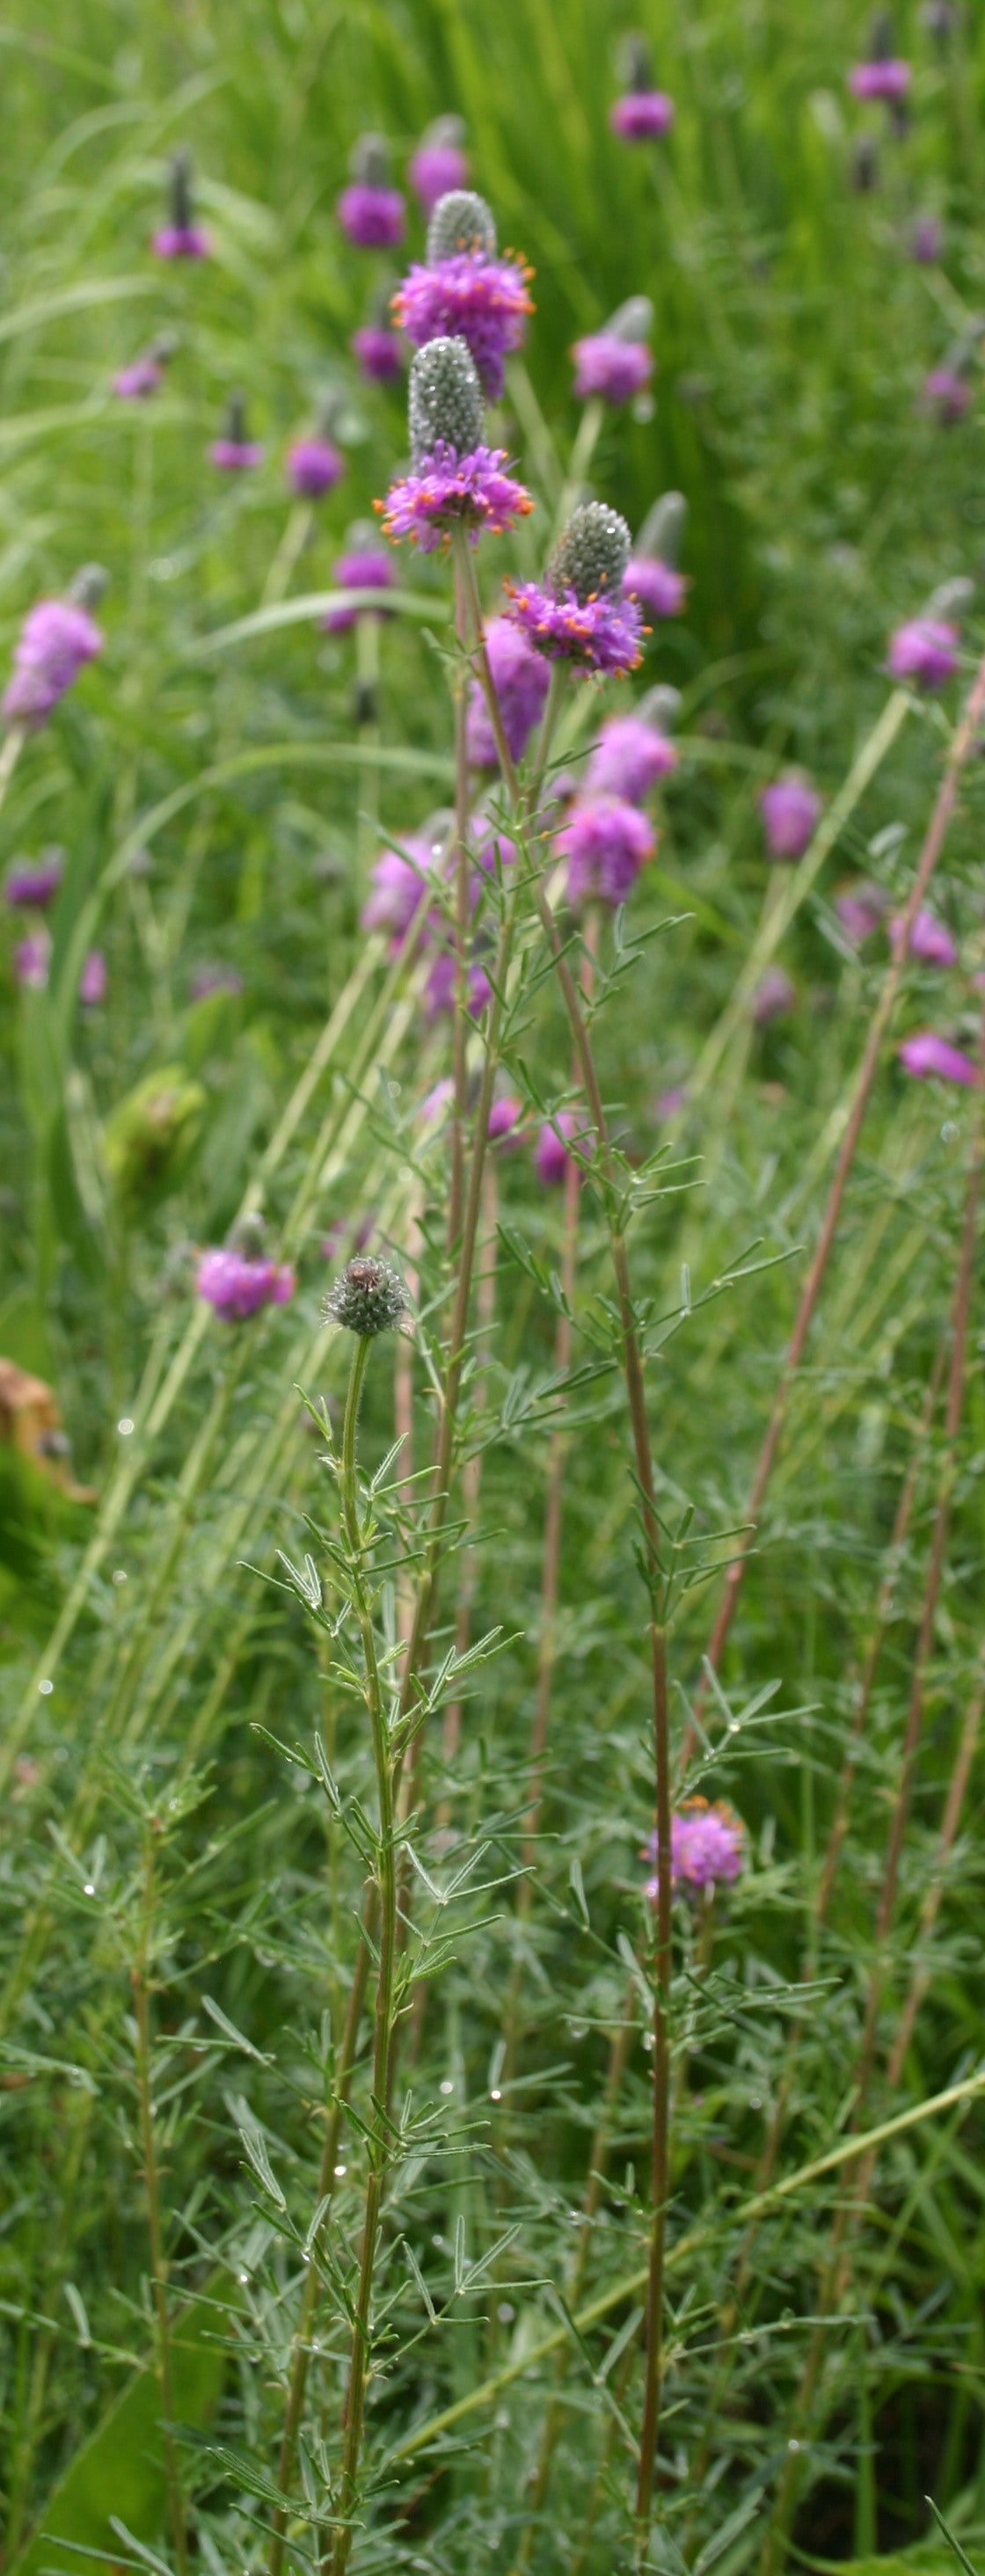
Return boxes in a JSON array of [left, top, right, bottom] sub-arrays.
[[350, 132, 391, 187], [408, 335, 485, 465], [617, 30, 654, 91], [69, 563, 110, 610], [325, 1255, 408, 1338], [605, 296, 654, 344], [426, 188, 497, 263], [636, 490, 688, 567], [549, 502, 631, 604]]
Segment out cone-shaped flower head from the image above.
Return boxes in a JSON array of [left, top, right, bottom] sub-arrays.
[[198, 1246, 296, 1321], [410, 118, 470, 218], [624, 491, 690, 620], [153, 147, 210, 258], [325, 1253, 408, 1336], [886, 617, 959, 689], [610, 37, 675, 139], [3, 590, 104, 732], [4, 849, 64, 909], [761, 774, 821, 861], [646, 1797, 746, 1900], [506, 502, 643, 675], [558, 794, 656, 907], [381, 337, 531, 552], [850, 11, 911, 96], [573, 298, 653, 405], [395, 189, 533, 399], [586, 709, 678, 800], [352, 321, 404, 382], [210, 391, 264, 471], [287, 434, 345, 498], [338, 135, 405, 249], [899, 1031, 979, 1087]]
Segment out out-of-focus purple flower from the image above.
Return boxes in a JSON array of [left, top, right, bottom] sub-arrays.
[[210, 393, 264, 472], [152, 148, 209, 259], [646, 1797, 746, 1901], [760, 775, 821, 862], [849, 57, 911, 99], [886, 617, 959, 689], [921, 367, 971, 426], [361, 832, 446, 947], [4, 850, 63, 909], [558, 795, 655, 908], [899, 1031, 979, 1086], [894, 907, 959, 967], [287, 435, 345, 499], [466, 616, 551, 767], [79, 951, 106, 1006], [587, 713, 678, 801], [909, 214, 943, 263], [610, 91, 675, 140], [424, 951, 492, 1019], [394, 228, 533, 403], [352, 323, 404, 383], [190, 964, 244, 1000], [507, 581, 643, 675], [197, 1247, 296, 1321], [572, 332, 653, 405], [535, 1108, 590, 1185], [382, 441, 531, 553], [753, 966, 796, 1026], [338, 140, 405, 249], [419, 1075, 456, 1127], [3, 597, 104, 733], [324, 541, 396, 634], [654, 1083, 689, 1121], [14, 930, 50, 989], [624, 557, 688, 619], [488, 1092, 524, 1146], [835, 881, 889, 945], [113, 353, 164, 400], [409, 120, 470, 217]]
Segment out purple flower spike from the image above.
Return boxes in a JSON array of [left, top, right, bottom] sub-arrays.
[[535, 1108, 589, 1186], [153, 148, 209, 259], [352, 324, 404, 383], [14, 930, 50, 989], [572, 333, 653, 405], [325, 542, 396, 633], [894, 907, 959, 967], [587, 713, 678, 801], [849, 57, 912, 98], [646, 1797, 746, 1901], [909, 215, 943, 264], [921, 368, 970, 426], [835, 881, 889, 945], [466, 617, 551, 768], [488, 1091, 524, 1147], [899, 1031, 979, 1087], [339, 182, 405, 249], [79, 951, 107, 1006], [197, 1247, 296, 1321], [394, 188, 534, 405], [410, 120, 470, 217], [558, 795, 655, 908], [610, 91, 675, 141], [886, 617, 959, 689], [287, 435, 345, 499], [361, 833, 445, 948], [753, 966, 796, 1026], [507, 582, 644, 675], [3, 596, 104, 733], [4, 850, 63, 909], [113, 354, 164, 400], [382, 441, 531, 553], [424, 951, 492, 1020], [624, 557, 688, 619], [760, 776, 821, 862]]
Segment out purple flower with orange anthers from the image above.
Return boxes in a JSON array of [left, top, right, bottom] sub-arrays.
[[379, 336, 531, 553], [587, 713, 678, 801], [409, 119, 470, 218], [505, 500, 644, 676], [393, 190, 533, 402]]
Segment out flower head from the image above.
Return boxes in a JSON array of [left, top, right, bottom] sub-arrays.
[[352, 323, 404, 383], [753, 966, 796, 1026], [572, 310, 653, 406], [835, 880, 889, 945], [409, 118, 470, 217], [909, 214, 944, 263], [325, 1253, 408, 1336], [113, 353, 164, 400], [886, 617, 959, 689], [427, 191, 498, 259], [609, 42, 675, 142], [287, 435, 345, 499], [506, 501, 643, 675], [14, 930, 50, 990], [425, 950, 492, 1020], [210, 392, 264, 472], [894, 908, 959, 967], [849, 56, 911, 98], [466, 616, 551, 767], [361, 831, 446, 947], [198, 1246, 296, 1321], [325, 534, 397, 633], [899, 1031, 978, 1087], [488, 1091, 524, 1146], [921, 367, 970, 426], [4, 850, 63, 909], [760, 775, 821, 862], [624, 557, 688, 618], [586, 712, 678, 801], [153, 149, 210, 259], [394, 188, 534, 404], [381, 337, 530, 552], [558, 794, 655, 908], [646, 1797, 747, 1901], [79, 951, 107, 1007], [338, 136, 405, 248], [535, 1108, 590, 1186], [3, 595, 104, 733]]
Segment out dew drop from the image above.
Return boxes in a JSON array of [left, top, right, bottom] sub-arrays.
[[84, 1882, 96, 1896], [439, 2077, 454, 2096], [490, 2088, 501, 2101], [334, 2163, 347, 2177], [118, 1417, 135, 1437], [38, 1678, 54, 1697]]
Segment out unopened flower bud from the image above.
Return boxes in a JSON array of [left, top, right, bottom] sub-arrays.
[[636, 491, 688, 567], [928, 576, 974, 621], [550, 501, 631, 603], [426, 188, 497, 262], [605, 295, 653, 343], [639, 683, 682, 731], [325, 1254, 408, 1338], [408, 333, 485, 464], [617, 30, 654, 90], [171, 146, 193, 230], [850, 133, 879, 192], [69, 564, 109, 610], [350, 132, 391, 187]]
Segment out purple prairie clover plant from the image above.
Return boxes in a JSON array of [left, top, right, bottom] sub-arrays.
[[325, 534, 396, 634], [558, 795, 656, 909], [361, 826, 449, 948], [424, 950, 492, 1021], [14, 931, 50, 990], [909, 214, 944, 263], [586, 712, 678, 800], [210, 393, 264, 473], [898, 1031, 979, 1087], [893, 907, 958, 967], [152, 149, 209, 259], [286, 435, 345, 500], [393, 189, 533, 403], [325, 1253, 408, 1339], [753, 967, 797, 1027], [572, 332, 653, 406], [760, 775, 821, 862], [609, 39, 675, 142], [79, 952, 107, 1007], [624, 487, 689, 624], [379, 336, 531, 554], [886, 617, 959, 688], [409, 118, 469, 218], [3, 587, 104, 733], [4, 850, 63, 909], [645, 1797, 747, 1901], [465, 617, 550, 768], [352, 324, 404, 384], [835, 880, 891, 945], [113, 350, 166, 401], [197, 1244, 296, 1322], [921, 367, 971, 425], [535, 1109, 591, 1186], [337, 136, 405, 249], [849, 55, 911, 99], [506, 501, 644, 676]]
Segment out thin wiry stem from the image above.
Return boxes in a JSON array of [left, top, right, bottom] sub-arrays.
[[133, 1828, 187, 2576]]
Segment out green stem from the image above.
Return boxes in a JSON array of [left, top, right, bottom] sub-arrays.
[[133, 1831, 187, 2576]]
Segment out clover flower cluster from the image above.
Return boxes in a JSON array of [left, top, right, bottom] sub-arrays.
[[507, 501, 644, 676], [379, 327, 531, 554], [393, 187, 533, 402], [645, 1798, 747, 1902], [3, 586, 105, 733], [609, 33, 675, 141], [572, 298, 653, 408], [760, 775, 821, 863], [556, 699, 680, 909], [197, 1219, 296, 1323]]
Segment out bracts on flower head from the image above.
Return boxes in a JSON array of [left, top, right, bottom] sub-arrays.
[[505, 500, 644, 675], [393, 188, 534, 402], [379, 337, 531, 552], [338, 135, 405, 249], [325, 1254, 409, 1337]]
